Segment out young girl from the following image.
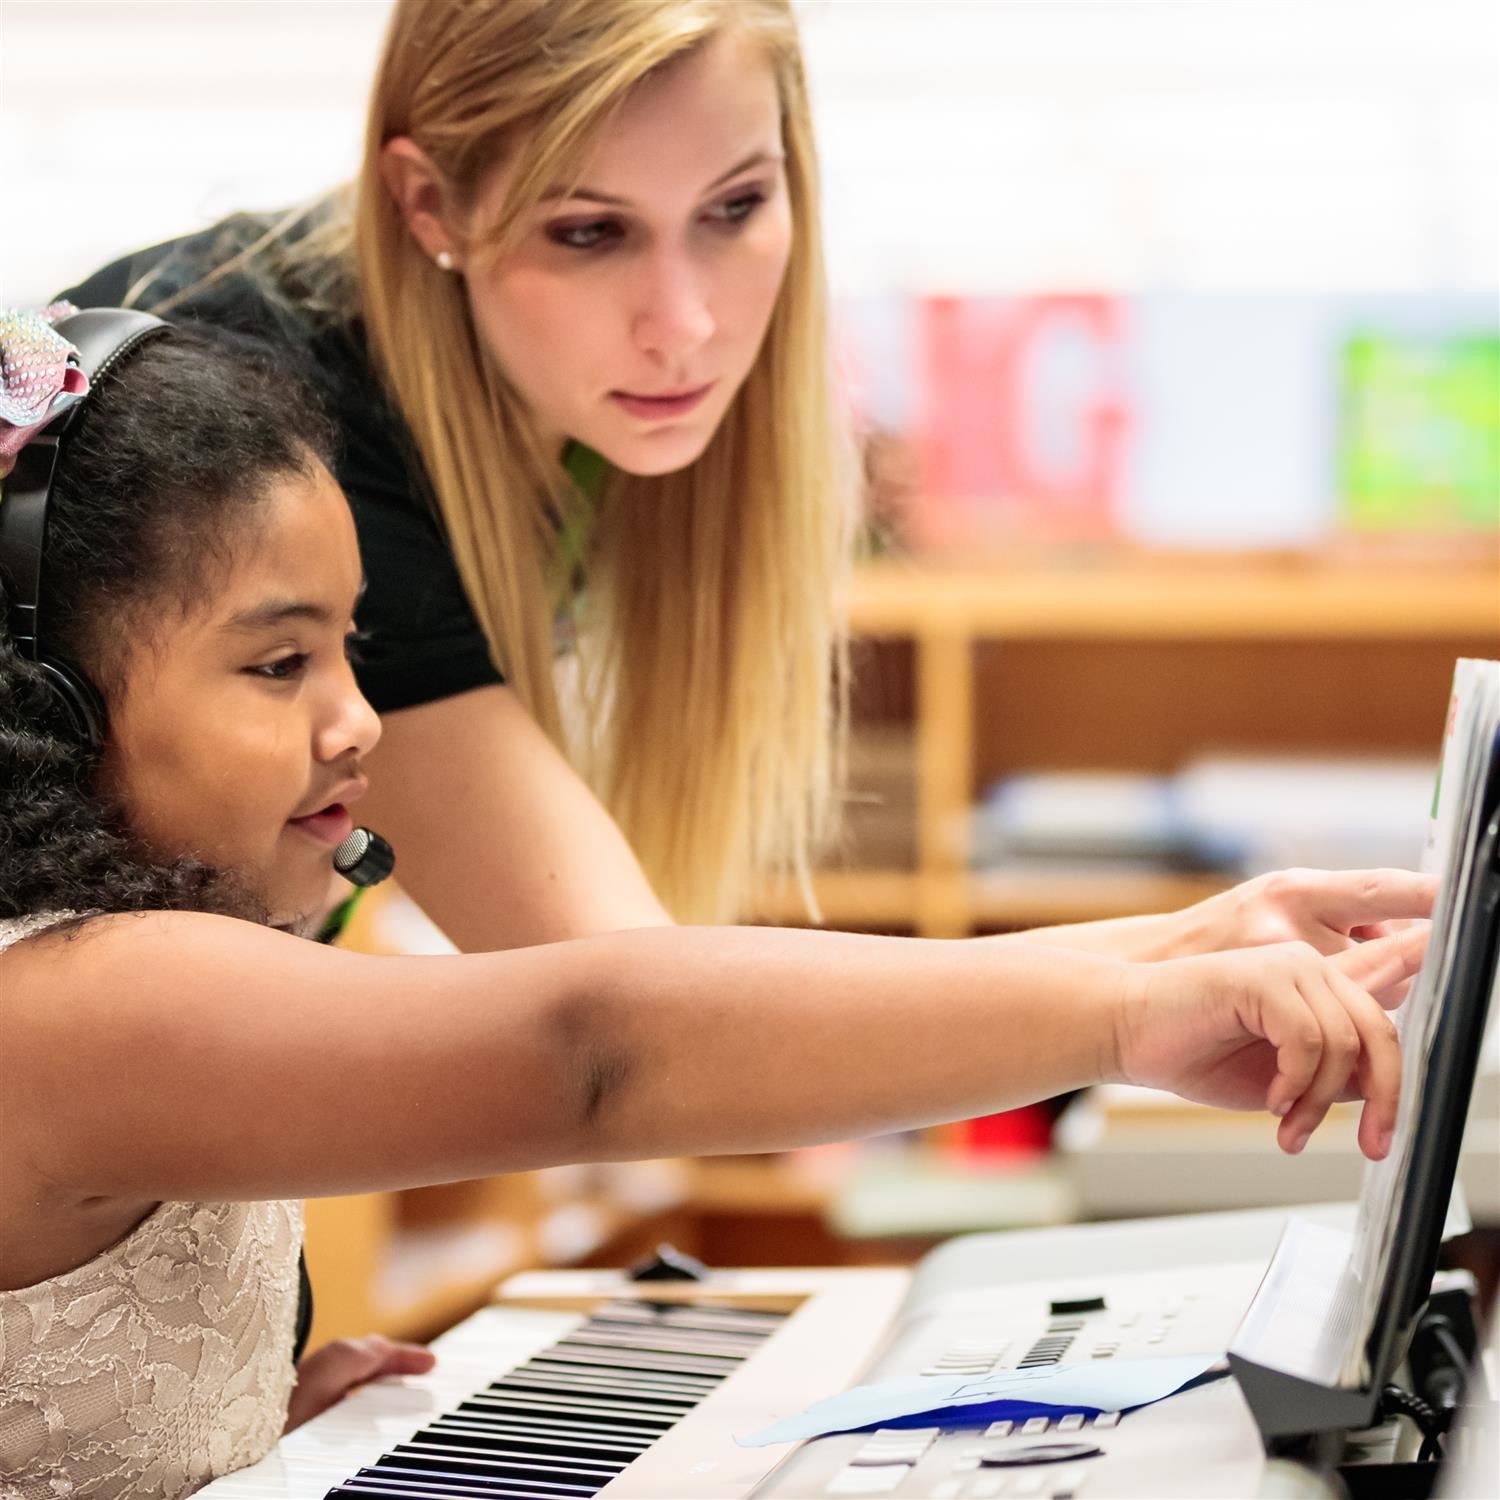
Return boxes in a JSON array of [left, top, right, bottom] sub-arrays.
[[0, 308, 1422, 1499], [61, 0, 1436, 957]]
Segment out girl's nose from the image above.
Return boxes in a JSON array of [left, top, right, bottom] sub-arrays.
[[317, 671, 382, 764]]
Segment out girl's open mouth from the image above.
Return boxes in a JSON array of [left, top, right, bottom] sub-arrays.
[[288, 803, 355, 848]]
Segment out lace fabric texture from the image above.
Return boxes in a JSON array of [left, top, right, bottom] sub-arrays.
[[0, 916, 303, 1499]]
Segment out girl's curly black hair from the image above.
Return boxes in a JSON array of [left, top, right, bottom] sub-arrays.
[[0, 325, 335, 923]]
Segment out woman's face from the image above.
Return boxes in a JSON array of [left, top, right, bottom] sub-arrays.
[[100, 463, 381, 926], [464, 31, 793, 475]]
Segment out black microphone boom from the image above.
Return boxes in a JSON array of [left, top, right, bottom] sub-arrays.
[[332, 828, 395, 888]]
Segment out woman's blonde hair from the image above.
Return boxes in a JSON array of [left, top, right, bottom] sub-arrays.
[[161, 0, 853, 923]]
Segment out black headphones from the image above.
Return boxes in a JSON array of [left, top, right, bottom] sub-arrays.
[[0, 307, 171, 749]]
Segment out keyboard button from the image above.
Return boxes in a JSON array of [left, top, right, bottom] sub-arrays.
[[825, 1464, 910, 1495], [925, 1483, 964, 1500], [1092, 1411, 1121, 1429], [979, 1442, 1104, 1468], [968, 1478, 1008, 1497], [852, 1447, 928, 1466], [1022, 1417, 1051, 1435], [984, 1420, 1015, 1438], [865, 1427, 937, 1448], [1057, 1414, 1086, 1432]]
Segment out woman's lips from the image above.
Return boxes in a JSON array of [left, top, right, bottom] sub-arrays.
[[609, 383, 714, 421], [288, 803, 355, 849]]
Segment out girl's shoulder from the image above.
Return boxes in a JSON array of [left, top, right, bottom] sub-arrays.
[[0, 907, 262, 975], [0, 910, 82, 956]]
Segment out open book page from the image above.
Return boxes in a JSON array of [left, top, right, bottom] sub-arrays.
[[1231, 1217, 1361, 1388]]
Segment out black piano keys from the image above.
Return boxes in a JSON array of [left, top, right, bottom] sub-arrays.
[[324, 1299, 787, 1499]]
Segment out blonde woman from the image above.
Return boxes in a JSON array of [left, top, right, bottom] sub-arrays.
[[66, 0, 1432, 956]]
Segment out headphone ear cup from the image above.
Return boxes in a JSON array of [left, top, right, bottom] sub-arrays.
[[38, 658, 108, 750]]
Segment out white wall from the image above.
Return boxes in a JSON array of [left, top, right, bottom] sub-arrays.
[[1, 0, 391, 302], [798, 0, 1499, 295], [3, 0, 1496, 303]]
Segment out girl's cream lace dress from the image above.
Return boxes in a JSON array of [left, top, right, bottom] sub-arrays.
[[0, 914, 303, 1499]]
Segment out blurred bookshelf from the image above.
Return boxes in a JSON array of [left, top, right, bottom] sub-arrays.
[[750, 550, 1500, 938]]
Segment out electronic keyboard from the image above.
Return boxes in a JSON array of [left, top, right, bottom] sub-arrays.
[[194, 1266, 906, 1499], [197, 1207, 1346, 1500]]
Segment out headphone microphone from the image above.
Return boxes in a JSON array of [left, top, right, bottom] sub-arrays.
[[333, 827, 396, 888]]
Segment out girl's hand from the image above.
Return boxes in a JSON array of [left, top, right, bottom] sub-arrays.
[[284, 1334, 437, 1433], [1112, 925, 1430, 1161], [1186, 868, 1436, 1000]]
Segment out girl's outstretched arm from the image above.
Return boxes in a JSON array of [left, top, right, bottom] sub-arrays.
[[4, 914, 1422, 1208]]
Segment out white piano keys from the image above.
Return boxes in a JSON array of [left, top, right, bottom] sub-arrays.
[[197, 1305, 582, 1498], [196, 1269, 911, 1500]]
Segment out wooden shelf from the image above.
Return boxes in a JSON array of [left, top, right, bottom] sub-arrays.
[[752, 870, 918, 927], [968, 868, 1233, 927], [845, 555, 1500, 641], [817, 554, 1500, 937], [752, 868, 1233, 930]]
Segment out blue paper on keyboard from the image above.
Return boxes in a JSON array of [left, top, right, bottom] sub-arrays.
[[736, 1353, 1225, 1447]]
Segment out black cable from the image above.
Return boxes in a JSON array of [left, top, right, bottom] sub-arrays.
[[1425, 1321, 1472, 1410], [1378, 1382, 1446, 1462]]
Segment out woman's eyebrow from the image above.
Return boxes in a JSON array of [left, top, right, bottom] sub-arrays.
[[541, 149, 784, 207]]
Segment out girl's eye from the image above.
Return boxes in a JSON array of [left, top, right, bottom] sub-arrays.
[[248, 653, 308, 682], [547, 218, 624, 251], [708, 191, 766, 227]]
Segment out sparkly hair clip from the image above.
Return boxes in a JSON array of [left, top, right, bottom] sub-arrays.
[[0, 302, 90, 480]]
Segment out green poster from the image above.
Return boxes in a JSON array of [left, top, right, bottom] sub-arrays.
[[1341, 333, 1500, 531]]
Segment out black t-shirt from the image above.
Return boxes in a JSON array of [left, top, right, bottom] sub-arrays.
[[61, 224, 504, 713]]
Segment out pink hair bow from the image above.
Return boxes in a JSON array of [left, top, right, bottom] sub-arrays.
[[0, 302, 90, 480]]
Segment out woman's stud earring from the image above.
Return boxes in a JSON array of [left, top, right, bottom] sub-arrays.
[[435, 250, 456, 272]]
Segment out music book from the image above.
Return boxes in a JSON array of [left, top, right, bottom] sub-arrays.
[[1229, 658, 1500, 1439]]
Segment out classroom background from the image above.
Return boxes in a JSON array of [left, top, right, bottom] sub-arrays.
[[3, 0, 1497, 1349]]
